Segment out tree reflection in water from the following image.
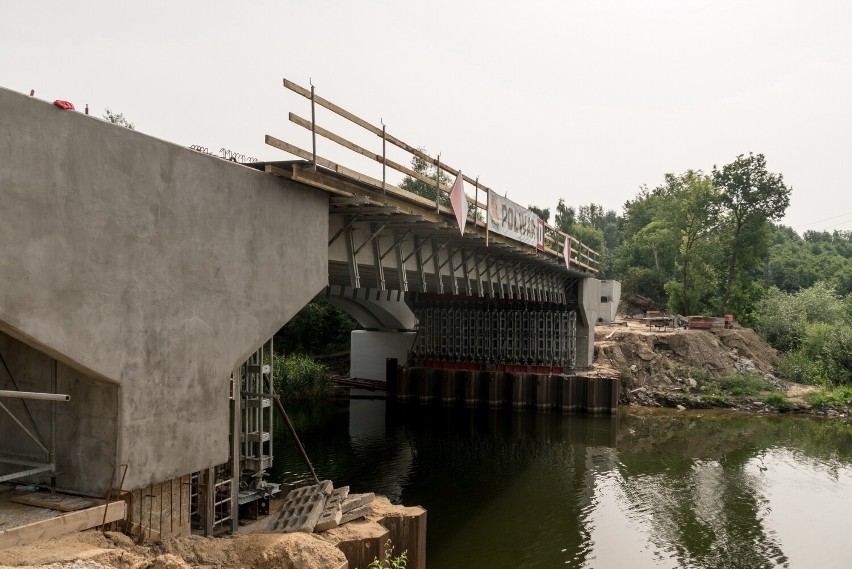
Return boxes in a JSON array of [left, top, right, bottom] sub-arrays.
[[272, 402, 852, 568]]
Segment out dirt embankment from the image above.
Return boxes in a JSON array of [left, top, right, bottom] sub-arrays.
[[593, 318, 828, 413], [0, 530, 348, 569], [0, 497, 419, 569]]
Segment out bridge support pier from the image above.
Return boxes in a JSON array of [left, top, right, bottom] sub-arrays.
[[350, 330, 416, 383], [575, 277, 601, 369]]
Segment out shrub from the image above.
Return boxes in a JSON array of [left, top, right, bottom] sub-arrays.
[[273, 354, 333, 401], [755, 282, 845, 352], [804, 385, 852, 409], [368, 540, 407, 569], [762, 393, 791, 411], [719, 372, 773, 397], [776, 351, 822, 385]]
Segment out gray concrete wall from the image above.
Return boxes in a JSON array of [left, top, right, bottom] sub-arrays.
[[0, 331, 118, 495], [0, 87, 328, 490], [597, 280, 622, 323]]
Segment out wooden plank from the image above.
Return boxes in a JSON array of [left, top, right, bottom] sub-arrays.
[[10, 492, 95, 512], [265, 135, 394, 195], [289, 112, 457, 199], [288, 113, 490, 213], [283, 78, 490, 192], [265, 135, 447, 212], [0, 501, 126, 549]]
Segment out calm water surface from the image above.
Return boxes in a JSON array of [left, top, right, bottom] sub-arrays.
[[271, 401, 852, 568]]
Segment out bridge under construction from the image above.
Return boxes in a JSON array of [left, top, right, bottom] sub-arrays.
[[0, 79, 619, 553]]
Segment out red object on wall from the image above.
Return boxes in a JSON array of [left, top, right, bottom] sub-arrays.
[[53, 100, 75, 110]]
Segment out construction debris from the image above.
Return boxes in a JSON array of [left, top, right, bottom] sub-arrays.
[[268, 482, 375, 534], [268, 480, 332, 533], [315, 486, 349, 531]]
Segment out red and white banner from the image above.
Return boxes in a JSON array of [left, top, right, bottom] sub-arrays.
[[449, 171, 468, 236], [563, 237, 572, 269], [536, 218, 545, 251]]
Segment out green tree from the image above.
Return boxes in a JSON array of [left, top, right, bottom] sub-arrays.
[[400, 152, 451, 207], [713, 153, 791, 314], [659, 170, 719, 315], [610, 188, 677, 303], [274, 300, 357, 356], [554, 199, 576, 233], [103, 108, 135, 130], [528, 205, 550, 223]]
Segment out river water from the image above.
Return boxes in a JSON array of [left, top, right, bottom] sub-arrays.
[[271, 401, 852, 568]]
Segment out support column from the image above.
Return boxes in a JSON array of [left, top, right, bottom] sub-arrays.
[[575, 277, 600, 369]]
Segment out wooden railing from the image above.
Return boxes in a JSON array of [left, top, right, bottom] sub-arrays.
[[267, 78, 600, 274]]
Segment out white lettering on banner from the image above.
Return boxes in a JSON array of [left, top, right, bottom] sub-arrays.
[[487, 190, 538, 247]]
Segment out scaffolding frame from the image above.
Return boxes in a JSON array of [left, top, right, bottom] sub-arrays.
[[0, 356, 68, 486]]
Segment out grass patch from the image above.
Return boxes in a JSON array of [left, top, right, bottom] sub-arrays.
[[718, 372, 774, 397], [273, 354, 333, 401], [804, 385, 852, 410], [700, 393, 733, 407], [762, 392, 792, 411]]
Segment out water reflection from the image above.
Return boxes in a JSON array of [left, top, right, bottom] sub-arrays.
[[271, 403, 852, 568]]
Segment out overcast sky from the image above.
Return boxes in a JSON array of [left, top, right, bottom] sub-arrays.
[[2, 1, 851, 233]]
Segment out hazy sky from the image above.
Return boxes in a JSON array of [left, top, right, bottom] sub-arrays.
[[2, 1, 851, 233]]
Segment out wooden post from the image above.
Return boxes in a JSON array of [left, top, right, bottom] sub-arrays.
[[203, 467, 214, 536], [377, 507, 428, 569]]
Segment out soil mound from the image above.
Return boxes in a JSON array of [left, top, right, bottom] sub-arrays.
[[616, 293, 658, 318], [595, 320, 784, 410]]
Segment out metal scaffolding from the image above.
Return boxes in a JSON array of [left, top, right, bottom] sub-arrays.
[[0, 355, 69, 486], [193, 338, 279, 535], [411, 297, 578, 369]]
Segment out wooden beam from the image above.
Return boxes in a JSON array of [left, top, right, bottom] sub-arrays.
[[289, 113, 476, 206], [265, 135, 446, 212], [283, 78, 491, 193], [0, 501, 126, 549]]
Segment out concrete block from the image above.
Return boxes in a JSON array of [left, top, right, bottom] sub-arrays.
[[269, 480, 332, 533], [340, 504, 372, 525], [341, 492, 375, 514], [315, 485, 349, 532]]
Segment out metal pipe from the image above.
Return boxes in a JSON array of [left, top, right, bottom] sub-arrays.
[[50, 359, 57, 491], [382, 120, 386, 195], [272, 397, 320, 485], [310, 82, 317, 169], [0, 389, 70, 402], [435, 154, 441, 213]]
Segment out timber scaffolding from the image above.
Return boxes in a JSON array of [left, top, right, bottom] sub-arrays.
[[257, 78, 602, 277]]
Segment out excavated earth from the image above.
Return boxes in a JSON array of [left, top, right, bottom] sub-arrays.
[[594, 317, 840, 415], [0, 497, 416, 569]]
